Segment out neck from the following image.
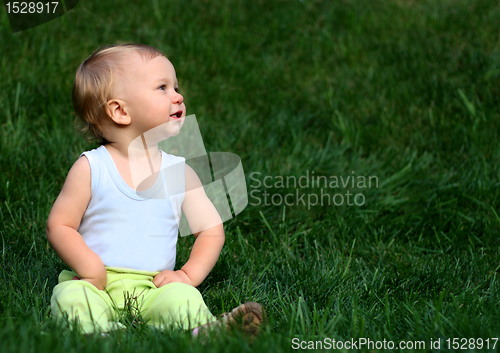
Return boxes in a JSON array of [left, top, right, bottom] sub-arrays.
[[106, 133, 162, 173], [105, 133, 160, 160], [139, 134, 160, 174], [105, 134, 162, 191]]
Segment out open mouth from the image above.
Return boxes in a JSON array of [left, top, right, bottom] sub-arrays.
[[170, 110, 183, 119]]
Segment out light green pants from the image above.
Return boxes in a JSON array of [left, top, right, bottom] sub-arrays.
[[50, 267, 216, 334]]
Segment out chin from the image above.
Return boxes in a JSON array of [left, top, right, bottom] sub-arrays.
[[163, 121, 183, 138]]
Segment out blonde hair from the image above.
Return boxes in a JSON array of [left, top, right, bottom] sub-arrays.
[[72, 43, 165, 144]]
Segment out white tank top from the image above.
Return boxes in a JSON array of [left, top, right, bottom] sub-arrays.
[[78, 145, 185, 272]]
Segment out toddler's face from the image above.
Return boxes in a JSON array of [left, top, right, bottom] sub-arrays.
[[117, 53, 186, 137]]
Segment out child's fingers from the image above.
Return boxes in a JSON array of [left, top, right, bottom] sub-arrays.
[[152, 275, 164, 287], [154, 271, 192, 288], [80, 277, 105, 291], [154, 275, 173, 288], [153, 277, 165, 288], [70, 276, 105, 290], [154, 273, 182, 288], [153, 270, 174, 287]]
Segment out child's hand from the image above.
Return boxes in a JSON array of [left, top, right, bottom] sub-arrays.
[[153, 270, 193, 288], [72, 275, 106, 291]]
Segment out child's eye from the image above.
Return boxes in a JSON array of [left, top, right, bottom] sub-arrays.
[[159, 85, 166, 90], [174, 87, 180, 93]]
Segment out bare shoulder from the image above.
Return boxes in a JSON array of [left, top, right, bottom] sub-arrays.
[[60, 155, 91, 195], [68, 154, 91, 180], [47, 155, 91, 230], [182, 163, 209, 210], [63, 155, 91, 200], [182, 163, 223, 235], [186, 163, 201, 184], [184, 163, 204, 192]]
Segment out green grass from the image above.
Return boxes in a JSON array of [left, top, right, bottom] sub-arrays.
[[1, 0, 500, 351]]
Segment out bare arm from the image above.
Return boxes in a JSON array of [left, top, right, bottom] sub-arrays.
[[46, 156, 107, 290], [180, 224, 225, 287], [153, 164, 225, 288]]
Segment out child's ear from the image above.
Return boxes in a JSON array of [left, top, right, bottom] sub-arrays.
[[106, 99, 131, 125]]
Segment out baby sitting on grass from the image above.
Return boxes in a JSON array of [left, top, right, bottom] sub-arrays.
[[46, 43, 265, 338]]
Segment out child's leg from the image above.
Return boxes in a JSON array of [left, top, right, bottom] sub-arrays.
[[51, 279, 124, 334], [139, 282, 216, 330]]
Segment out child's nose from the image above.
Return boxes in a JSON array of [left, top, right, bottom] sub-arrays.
[[173, 92, 183, 104]]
